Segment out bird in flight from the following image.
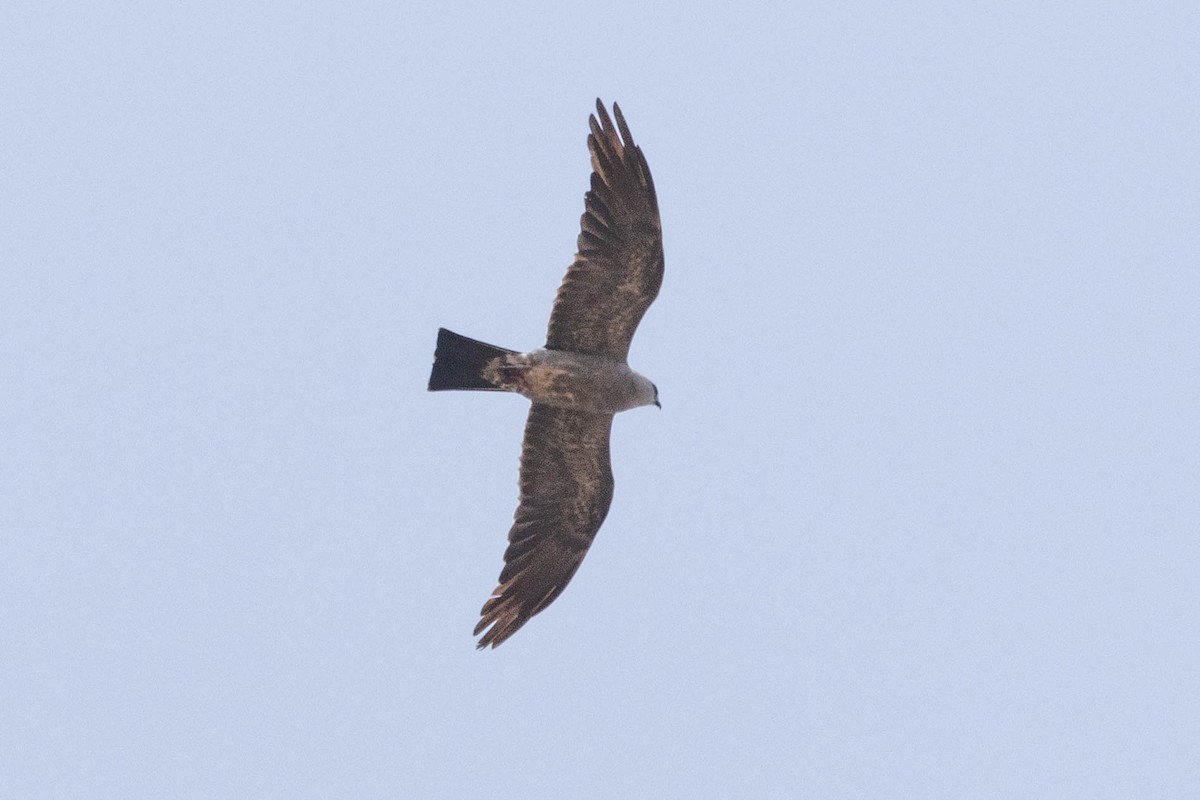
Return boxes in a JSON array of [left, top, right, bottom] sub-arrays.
[[428, 99, 664, 648]]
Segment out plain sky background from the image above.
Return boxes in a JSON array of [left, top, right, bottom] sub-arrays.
[[3, 2, 1198, 797]]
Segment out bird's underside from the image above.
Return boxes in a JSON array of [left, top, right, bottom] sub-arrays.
[[428, 99, 663, 648]]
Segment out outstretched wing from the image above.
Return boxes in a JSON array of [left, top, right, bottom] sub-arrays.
[[474, 404, 615, 648], [544, 99, 663, 363]]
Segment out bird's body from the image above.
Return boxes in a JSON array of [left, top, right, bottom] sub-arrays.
[[428, 100, 663, 648]]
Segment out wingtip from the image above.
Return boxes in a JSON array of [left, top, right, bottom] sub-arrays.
[[473, 596, 510, 649], [594, 97, 622, 114], [473, 619, 511, 650]]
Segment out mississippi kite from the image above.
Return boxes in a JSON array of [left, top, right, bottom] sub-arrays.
[[428, 99, 664, 648]]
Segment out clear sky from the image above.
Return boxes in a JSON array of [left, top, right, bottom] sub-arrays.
[[3, 2, 1197, 797]]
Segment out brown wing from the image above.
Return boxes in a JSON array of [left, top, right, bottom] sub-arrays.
[[474, 404, 615, 648], [544, 99, 664, 362]]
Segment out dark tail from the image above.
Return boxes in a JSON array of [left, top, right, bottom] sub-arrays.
[[428, 328, 516, 392]]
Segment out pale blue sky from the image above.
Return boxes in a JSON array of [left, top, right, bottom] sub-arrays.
[[3, 2, 1198, 797]]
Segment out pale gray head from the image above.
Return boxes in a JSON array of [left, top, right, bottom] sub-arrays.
[[627, 371, 660, 410]]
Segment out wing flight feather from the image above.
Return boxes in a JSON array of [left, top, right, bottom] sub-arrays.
[[544, 100, 663, 362], [474, 404, 615, 648]]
